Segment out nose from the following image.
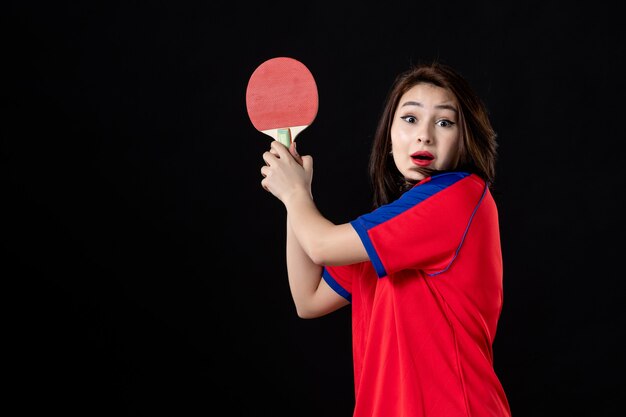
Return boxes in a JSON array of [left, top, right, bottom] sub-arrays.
[[416, 123, 433, 145], [417, 136, 432, 144], [416, 124, 433, 144]]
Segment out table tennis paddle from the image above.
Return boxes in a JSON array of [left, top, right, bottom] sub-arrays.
[[246, 57, 318, 147]]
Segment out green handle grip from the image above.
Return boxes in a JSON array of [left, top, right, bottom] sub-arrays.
[[277, 128, 291, 148]]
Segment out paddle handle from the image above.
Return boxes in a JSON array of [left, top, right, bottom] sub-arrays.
[[277, 128, 291, 147]]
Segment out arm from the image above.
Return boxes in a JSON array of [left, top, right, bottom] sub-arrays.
[[261, 140, 369, 266], [286, 215, 349, 319], [261, 141, 366, 318]]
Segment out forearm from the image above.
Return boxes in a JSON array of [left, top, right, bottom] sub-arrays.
[[286, 215, 351, 318], [284, 189, 337, 265], [286, 215, 323, 316]]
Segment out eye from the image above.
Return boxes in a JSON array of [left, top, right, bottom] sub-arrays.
[[400, 115, 417, 124], [437, 119, 456, 128]]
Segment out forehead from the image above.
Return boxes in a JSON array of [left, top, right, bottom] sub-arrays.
[[398, 83, 458, 109]]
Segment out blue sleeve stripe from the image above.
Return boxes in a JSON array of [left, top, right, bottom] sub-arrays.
[[350, 219, 387, 278], [356, 172, 470, 229], [322, 268, 352, 302]]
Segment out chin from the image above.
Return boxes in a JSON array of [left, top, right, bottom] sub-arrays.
[[405, 172, 426, 182], [404, 168, 428, 181]]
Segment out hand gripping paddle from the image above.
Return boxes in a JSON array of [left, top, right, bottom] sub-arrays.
[[246, 57, 318, 147]]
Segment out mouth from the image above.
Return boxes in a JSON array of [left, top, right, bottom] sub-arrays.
[[411, 151, 434, 167]]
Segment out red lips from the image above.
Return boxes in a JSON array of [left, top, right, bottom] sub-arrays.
[[411, 151, 434, 167]]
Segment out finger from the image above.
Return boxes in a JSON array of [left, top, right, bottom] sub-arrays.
[[260, 165, 270, 177], [271, 139, 292, 159], [302, 155, 313, 172], [261, 178, 269, 192], [289, 141, 303, 166], [262, 151, 278, 166]]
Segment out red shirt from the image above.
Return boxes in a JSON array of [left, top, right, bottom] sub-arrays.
[[323, 172, 511, 417]]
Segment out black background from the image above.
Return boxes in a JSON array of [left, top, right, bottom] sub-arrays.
[[5, 1, 625, 416]]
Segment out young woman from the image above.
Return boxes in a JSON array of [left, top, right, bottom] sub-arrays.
[[260, 61, 511, 417]]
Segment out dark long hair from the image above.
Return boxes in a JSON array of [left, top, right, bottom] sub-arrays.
[[368, 61, 497, 208]]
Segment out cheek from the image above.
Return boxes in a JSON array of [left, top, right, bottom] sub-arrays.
[[390, 124, 410, 148], [390, 123, 399, 142], [440, 139, 460, 166]]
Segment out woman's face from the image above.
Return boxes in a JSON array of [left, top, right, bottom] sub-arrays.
[[390, 83, 461, 182]]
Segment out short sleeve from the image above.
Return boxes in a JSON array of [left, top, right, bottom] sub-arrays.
[[350, 172, 488, 278], [322, 262, 366, 302]]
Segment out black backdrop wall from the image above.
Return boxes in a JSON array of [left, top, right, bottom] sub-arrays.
[[5, 1, 625, 416]]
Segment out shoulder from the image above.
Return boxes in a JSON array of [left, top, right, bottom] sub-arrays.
[[417, 171, 484, 188], [402, 171, 484, 203]]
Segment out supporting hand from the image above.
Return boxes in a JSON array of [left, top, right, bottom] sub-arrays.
[[261, 140, 313, 204]]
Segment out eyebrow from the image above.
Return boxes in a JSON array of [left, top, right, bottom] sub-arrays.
[[401, 100, 458, 114]]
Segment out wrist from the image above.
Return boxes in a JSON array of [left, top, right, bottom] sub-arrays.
[[284, 187, 313, 209]]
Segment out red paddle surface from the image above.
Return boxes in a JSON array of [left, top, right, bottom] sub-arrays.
[[246, 57, 318, 133]]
